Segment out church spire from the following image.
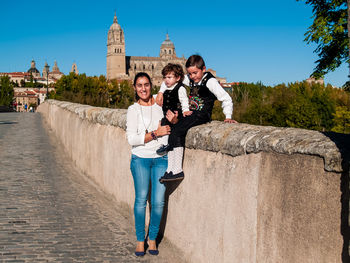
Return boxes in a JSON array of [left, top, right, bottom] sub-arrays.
[[113, 11, 118, 24]]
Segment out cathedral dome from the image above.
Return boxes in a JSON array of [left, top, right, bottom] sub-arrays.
[[109, 14, 121, 31], [27, 60, 40, 75], [160, 33, 175, 48], [28, 67, 40, 74], [159, 33, 176, 58]]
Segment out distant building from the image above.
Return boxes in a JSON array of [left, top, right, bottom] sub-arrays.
[[50, 61, 64, 80], [306, 77, 324, 85], [14, 90, 38, 112], [221, 81, 240, 93], [27, 60, 41, 78], [70, 62, 79, 74], [1, 59, 66, 87], [106, 13, 226, 85], [0, 72, 31, 86]]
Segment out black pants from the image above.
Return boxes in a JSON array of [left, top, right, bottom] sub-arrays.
[[161, 117, 171, 126], [168, 111, 210, 148]]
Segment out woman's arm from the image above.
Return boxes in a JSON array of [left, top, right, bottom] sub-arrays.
[[126, 105, 171, 145], [126, 106, 145, 146], [143, 122, 171, 143]]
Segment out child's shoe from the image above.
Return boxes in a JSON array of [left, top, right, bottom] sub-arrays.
[[160, 172, 184, 183], [159, 172, 172, 183], [156, 144, 171, 155]]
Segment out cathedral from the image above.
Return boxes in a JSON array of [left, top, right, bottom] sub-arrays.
[[106, 13, 187, 85]]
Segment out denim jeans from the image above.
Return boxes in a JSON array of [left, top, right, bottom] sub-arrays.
[[130, 154, 167, 241]]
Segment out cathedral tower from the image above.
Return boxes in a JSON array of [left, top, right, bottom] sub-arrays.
[[159, 33, 176, 59], [107, 13, 126, 79]]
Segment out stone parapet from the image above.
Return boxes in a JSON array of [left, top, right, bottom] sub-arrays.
[[38, 100, 349, 263], [45, 99, 348, 173]]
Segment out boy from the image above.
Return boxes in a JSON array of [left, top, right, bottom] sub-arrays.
[[157, 55, 237, 182], [160, 63, 192, 127], [158, 63, 192, 182]]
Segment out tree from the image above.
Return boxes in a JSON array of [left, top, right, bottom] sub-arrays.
[[0, 76, 14, 106], [331, 106, 350, 133], [298, 0, 348, 80]]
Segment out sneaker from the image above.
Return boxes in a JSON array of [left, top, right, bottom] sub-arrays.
[[160, 172, 184, 183], [156, 144, 172, 155]]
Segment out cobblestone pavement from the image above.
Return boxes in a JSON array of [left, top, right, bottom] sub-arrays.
[[0, 112, 184, 263]]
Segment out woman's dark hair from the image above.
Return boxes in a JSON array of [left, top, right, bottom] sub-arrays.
[[185, 54, 206, 69], [162, 63, 184, 82], [133, 72, 152, 101]]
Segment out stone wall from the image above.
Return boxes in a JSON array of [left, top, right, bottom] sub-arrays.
[[38, 100, 349, 263]]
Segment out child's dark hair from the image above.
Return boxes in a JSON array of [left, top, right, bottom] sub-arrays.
[[133, 72, 152, 101], [185, 55, 205, 69], [161, 63, 184, 82]]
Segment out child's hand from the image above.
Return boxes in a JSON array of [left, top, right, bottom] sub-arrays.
[[183, 111, 193, 117], [166, 110, 179, 124], [224, 118, 238, 123], [155, 92, 163, 106]]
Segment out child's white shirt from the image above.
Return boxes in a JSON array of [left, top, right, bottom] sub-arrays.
[[160, 74, 233, 119]]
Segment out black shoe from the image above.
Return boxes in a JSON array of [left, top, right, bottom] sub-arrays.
[[156, 144, 172, 155], [159, 172, 172, 183], [160, 172, 184, 183], [135, 251, 145, 257], [147, 241, 159, 256]]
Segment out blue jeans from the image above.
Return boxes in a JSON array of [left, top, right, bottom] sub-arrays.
[[130, 154, 167, 241]]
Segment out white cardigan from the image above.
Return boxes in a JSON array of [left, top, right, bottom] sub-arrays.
[[126, 102, 168, 158]]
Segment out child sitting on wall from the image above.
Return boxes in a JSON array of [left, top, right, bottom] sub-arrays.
[[157, 55, 237, 182]]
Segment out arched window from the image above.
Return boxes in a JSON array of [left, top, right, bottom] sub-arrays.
[[169, 50, 171, 54], [134, 65, 136, 70], [152, 65, 154, 70], [143, 65, 145, 70], [115, 49, 117, 53]]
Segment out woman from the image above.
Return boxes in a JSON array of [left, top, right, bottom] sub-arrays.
[[126, 72, 171, 256]]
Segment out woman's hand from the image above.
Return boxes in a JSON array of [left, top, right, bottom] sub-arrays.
[[155, 92, 163, 106], [224, 118, 238, 123], [156, 121, 171, 137], [166, 110, 179, 124]]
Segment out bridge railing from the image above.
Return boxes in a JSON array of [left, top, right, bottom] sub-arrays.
[[38, 99, 349, 263]]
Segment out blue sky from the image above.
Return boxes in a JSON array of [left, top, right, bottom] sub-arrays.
[[0, 0, 348, 87]]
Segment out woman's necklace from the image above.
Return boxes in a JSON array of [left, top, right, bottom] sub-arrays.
[[140, 103, 152, 133]]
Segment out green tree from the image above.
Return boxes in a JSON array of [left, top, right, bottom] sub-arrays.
[[0, 75, 14, 106], [109, 80, 135, 109], [331, 106, 350, 133], [298, 0, 348, 80]]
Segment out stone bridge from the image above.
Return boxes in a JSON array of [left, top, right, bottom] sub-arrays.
[[1, 99, 350, 263]]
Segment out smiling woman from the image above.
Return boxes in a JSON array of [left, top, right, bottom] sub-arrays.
[[126, 72, 172, 257]]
